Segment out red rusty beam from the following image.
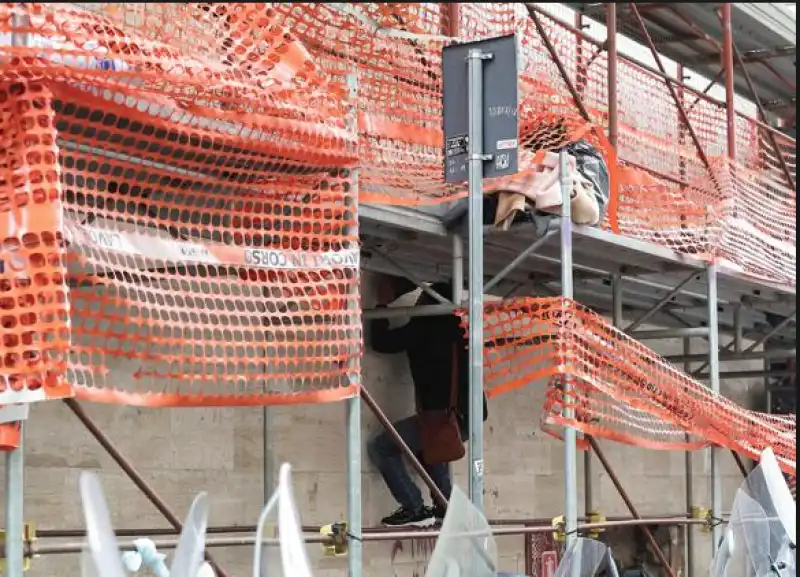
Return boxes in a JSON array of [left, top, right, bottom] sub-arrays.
[[589, 437, 678, 577], [360, 386, 449, 508], [759, 60, 796, 93], [669, 3, 795, 190], [526, 6, 592, 122], [686, 68, 724, 115], [628, 4, 715, 178], [722, 3, 736, 162], [445, 2, 460, 37], [607, 3, 618, 149], [725, 23, 796, 191], [575, 11, 587, 96], [65, 400, 230, 577], [670, 5, 796, 94], [522, 3, 794, 146]]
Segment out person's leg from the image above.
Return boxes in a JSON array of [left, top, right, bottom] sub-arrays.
[[429, 423, 469, 521], [366, 415, 435, 527]]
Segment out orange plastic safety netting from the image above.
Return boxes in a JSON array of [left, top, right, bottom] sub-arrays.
[[265, 3, 614, 206], [265, 3, 796, 288], [458, 297, 797, 475], [0, 3, 361, 407]]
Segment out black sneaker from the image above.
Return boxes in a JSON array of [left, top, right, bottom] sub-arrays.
[[431, 505, 447, 525], [381, 506, 436, 528]]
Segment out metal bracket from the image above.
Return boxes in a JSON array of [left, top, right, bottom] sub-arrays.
[[690, 505, 713, 534], [466, 50, 494, 61], [587, 510, 606, 539], [470, 153, 493, 161], [320, 520, 348, 556], [0, 524, 36, 571], [551, 515, 566, 543]]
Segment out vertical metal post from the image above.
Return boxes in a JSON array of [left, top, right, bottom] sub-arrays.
[[611, 275, 623, 326], [4, 424, 24, 577], [447, 2, 460, 38], [466, 48, 487, 510], [262, 407, 271, 500], [575, 12, 586, 97], [345, 396, 362, 577], [717, 5, 734, 558], [721, 3, 736, 162], [452, 234, 464, 305], [588, 274, 622, 520], [451, 233, 464, 484], [706, 264, 722, 555], [764, 340, 772, 415], [682, 338, 695, 577], [606, 4, 618, 149], [344, 73, 363, 577], [6, 15, 28, 577], [733, 305, 744, 353], [559, 150, 578, 547]]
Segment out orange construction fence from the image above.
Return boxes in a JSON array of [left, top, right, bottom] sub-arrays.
[[0, 2, 795, 466], [458, 297, 796, 476]]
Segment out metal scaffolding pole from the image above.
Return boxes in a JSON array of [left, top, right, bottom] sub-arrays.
[[5, 17, 28, 577], [64, 400, 229, 577], [466, 45, 487, 510], [345, 393, 362, 577], [559, 150, 579, 547], [629, 327, 709, 340], [452, 233, 464, 486], [4, 424, 24, 577], [707, 264, 722, 555], [345, 72, 363, 577], [683, 338, 696, 577]]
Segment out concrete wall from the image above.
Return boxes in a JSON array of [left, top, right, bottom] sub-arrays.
[[1, 271, 761, 577]]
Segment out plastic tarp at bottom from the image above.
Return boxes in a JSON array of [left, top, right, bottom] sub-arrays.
[[711, 448, 796, 577]]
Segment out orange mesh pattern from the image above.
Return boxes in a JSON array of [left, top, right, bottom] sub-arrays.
[[260, 3, 796, 288], [0, 3, 361, 407], [1, 80, 72, 403], [459, 297, 797, 475], [266, 3, 611, 206]]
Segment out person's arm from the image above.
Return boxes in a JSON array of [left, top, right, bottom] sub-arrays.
[[370, 307, 415, 354]]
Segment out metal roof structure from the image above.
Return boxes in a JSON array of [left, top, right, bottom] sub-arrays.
[[568, 3, 797, 135]]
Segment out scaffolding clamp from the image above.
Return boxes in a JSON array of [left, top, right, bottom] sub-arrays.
[[690, 506, 713, 533], [587, 510, 606, 539], [320, 520, 348, 556], [0, 523, 36, 571], [551, 515, 566, 543]]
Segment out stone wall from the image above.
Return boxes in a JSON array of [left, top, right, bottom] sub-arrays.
[[1, 271, 760, 577]]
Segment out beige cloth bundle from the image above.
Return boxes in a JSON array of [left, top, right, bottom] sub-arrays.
[[487, 151, 601, 230]]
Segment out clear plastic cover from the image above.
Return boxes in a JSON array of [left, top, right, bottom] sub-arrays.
[[80, 471, 210, 577], [424, 488, 613, 577], [424, 485, 498, 577], [79, 472, 127, 577], [253, 463, 313, 577], [169, 493, 210, 577], [553, 538, 612, 577], [712, 448, 796, 577]]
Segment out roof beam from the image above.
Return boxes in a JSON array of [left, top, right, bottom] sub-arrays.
[[693, 45, 796, 66]]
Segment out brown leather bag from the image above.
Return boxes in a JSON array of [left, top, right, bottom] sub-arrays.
[[417, 344, 465, 465]]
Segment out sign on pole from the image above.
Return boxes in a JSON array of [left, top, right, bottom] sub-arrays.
[[442, 34, 519, 512], [442, 34, 519, 183]]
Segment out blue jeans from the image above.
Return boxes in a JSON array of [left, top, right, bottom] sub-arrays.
[[367, 415, 465, 511]]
